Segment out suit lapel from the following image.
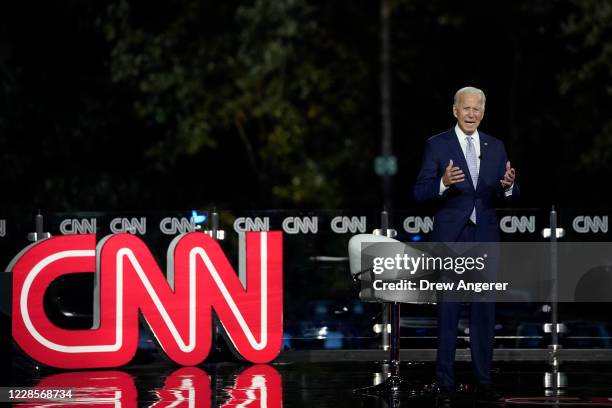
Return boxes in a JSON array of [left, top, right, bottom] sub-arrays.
[[476, 133, 491, 192], [446, 128, 475, 191]]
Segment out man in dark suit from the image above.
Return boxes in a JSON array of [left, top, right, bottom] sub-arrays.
[[413, 86, 518, 403]]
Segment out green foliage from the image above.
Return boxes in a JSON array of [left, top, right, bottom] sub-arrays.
[[559, 0, 612, 168], [100, 0, 371, 207]]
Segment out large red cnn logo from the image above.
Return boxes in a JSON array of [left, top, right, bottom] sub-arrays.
[[10, 232, 283, 368]]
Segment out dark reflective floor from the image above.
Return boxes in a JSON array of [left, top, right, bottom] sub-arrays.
[[10, 360, 612, 407]]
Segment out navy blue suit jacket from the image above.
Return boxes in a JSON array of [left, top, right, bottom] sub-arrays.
[[413, 128, 519, 242]]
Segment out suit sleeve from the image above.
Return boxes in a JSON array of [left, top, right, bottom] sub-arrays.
[[413, 141, 445, 204]]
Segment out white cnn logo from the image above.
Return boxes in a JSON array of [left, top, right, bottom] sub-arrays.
[[573, 216, 608, 233], [500, 216, 535, 233], [403, 216, 433, 234]]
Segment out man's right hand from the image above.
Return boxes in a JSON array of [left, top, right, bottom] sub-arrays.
[[442, 160, 465, 187]]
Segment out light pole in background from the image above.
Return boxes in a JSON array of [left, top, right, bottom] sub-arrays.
[[375, 0, 397, 211]]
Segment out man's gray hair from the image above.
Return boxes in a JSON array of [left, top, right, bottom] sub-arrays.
[[453, 86, 486, 108]]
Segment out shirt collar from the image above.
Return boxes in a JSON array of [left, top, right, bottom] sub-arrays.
[[455, 124, 479, 143]]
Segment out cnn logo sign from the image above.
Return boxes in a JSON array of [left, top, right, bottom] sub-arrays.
[[10, 232, 283, 369]]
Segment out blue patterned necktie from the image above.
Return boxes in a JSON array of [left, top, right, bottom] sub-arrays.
[[466, 136, 478, 223]]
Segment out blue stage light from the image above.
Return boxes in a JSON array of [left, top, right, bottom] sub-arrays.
[[411, 235, 422, 242], [190, 210, 207, 224]]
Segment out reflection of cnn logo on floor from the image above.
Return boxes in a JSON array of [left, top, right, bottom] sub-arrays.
[[19, 365, 282, 408], [10, 232, 283, 369]]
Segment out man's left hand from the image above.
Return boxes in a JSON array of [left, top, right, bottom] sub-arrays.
[[500, 161, 515, 188]]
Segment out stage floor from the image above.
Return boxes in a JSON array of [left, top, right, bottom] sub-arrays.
[[10, 360, 612, 407]]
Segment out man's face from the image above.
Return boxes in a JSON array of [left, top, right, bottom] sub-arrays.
[[453, 92, 485, 135]]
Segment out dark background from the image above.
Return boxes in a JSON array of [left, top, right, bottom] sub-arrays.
[[1, 0, 611, 217], [3, 1, 612, 377]]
